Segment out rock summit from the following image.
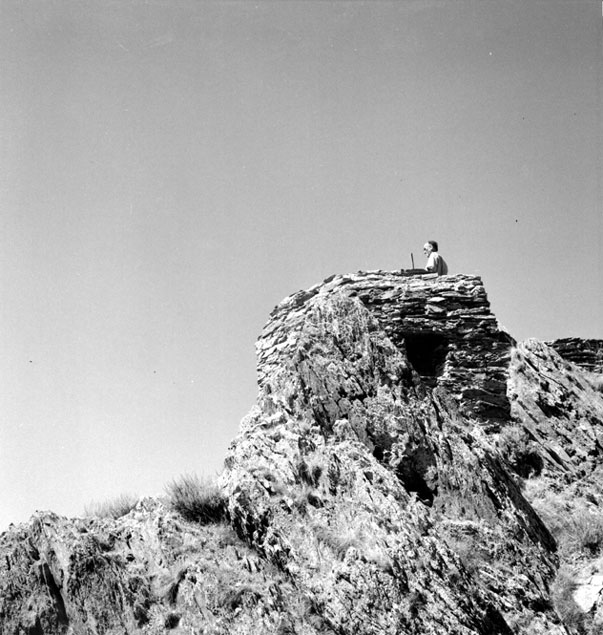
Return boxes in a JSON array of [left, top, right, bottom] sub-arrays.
[[2, 271, 603, 634]]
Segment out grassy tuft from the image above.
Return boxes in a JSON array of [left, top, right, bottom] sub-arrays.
[[591, 376, 603, 393], [496, 425, 543, 479], [165, 473, 227, 524], [530, 490, 603, 561], [527, 484, 603, 632], [84, 493, 139, 519], [562, 509, 603, 558], [314, 522, 364, 559], [550, 566, 585, 633]]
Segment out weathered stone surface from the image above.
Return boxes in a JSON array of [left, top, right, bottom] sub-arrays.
[[3, 270, 603, 634], [259, 272, 514, 424], [502, 339, 603, 634], [574, 575, 603, 613], [506, 339, 603, 482], [223, 273, 565, 634], [0, 500, 322, 634], [548, 338, 603, 375]]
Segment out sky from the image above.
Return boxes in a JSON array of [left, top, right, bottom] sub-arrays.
[[1, 0, 601, 531]]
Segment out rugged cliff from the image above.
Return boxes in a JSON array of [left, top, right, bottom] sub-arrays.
[[2, 271, 603, 635]]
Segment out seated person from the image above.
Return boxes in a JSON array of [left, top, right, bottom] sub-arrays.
[[423, 241, 448, 275]]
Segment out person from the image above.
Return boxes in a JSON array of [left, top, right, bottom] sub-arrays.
[[423, 240, 448, 275]]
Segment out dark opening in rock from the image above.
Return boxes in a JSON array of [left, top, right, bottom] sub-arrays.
[[396, 448, 438, 508], [399, 470, 436, 507], [512, 451, 544, 479], [164, 613, 181, 630], [404, 333, 448, 383]]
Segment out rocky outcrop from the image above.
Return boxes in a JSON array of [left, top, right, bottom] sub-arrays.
[[223, 272, 564, 635], [0, 500, 318, 634], [2, 270, 603, 634], [507, 339, 603, 482], [257, 272, 514, 424], [548, 338, 603, 375]]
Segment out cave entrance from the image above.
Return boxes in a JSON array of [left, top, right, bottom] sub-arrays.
[[404, 333, 448, 385]]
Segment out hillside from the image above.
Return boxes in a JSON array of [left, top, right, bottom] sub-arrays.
[[2, 271, 603, 634]]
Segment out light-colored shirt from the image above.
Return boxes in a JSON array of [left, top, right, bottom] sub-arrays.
[[426, 252, 448, 275]]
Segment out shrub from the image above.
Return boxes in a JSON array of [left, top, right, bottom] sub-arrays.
[[496, 425, 543, 478], [84, 493, 138, 519], [165, 473, 227, 524]]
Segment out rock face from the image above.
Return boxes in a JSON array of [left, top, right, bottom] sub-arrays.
[[548, 338, 603, 374], [2, 271, 603, 634], [0, 501, 314, 634]]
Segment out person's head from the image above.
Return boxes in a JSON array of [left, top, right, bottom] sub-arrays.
[[423, 240, 438, 255]]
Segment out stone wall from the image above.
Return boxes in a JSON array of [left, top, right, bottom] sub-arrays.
[[258, 271, 514, 426]]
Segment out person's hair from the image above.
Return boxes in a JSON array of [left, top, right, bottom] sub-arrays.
[[427, 240, 438, 252]]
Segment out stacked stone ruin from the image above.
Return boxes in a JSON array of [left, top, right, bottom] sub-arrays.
[[258, 271, 514, 426]]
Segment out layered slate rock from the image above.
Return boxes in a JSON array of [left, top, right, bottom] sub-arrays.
[[0, 500, 320, 634], [4, 270, 603, 634], [258, 272, 514, 424], [223, 272, 566, 634], [548, 338, 603, 375], [504, 339, 603, 634], [506, 339, 603, 481]]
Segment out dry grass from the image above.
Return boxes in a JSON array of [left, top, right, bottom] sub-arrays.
[[550, 566, 586, 633], [529, 491, 603, 562], [562, 510, 603, 558], [313, 520, 366, 559], [165, 473, 227, 524], [590, 375, 603, 394], [85, 493, 139, 519], [496, 425, 543, 479], [525, 481, 603, 633]]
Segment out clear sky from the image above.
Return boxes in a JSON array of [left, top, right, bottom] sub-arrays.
[[1, 1, 601, 531]]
